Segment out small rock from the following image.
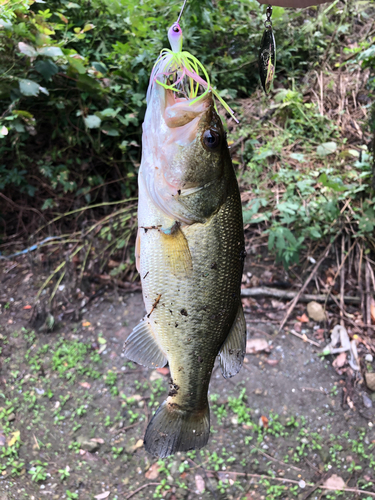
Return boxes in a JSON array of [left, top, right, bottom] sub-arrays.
[[363, 393, 373, 408], [365, 372, 375, 392], [7, 413, 15, 422], [76, 436, 100, 453], [365, 354, 373, 363], [307, 301, 326, 322]]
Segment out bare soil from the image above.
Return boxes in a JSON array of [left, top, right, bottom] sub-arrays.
[[1, 257, 375, 500]]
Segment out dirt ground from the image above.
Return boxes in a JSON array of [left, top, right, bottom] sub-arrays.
[[1, 257, 375, 500]]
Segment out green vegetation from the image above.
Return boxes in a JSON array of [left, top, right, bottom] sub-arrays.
[[0, 0, 373, 270]]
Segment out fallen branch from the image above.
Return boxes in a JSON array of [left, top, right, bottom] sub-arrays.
[[241, 287, 359, 304]]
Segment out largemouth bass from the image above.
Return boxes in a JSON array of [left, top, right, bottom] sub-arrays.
[[124, 79, 246, 458]]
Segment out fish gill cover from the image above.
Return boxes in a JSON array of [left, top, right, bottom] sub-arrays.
[[147, 22, 239, 124]]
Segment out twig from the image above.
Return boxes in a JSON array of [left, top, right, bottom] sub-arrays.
[[124, 483, 161, 500], [279, 235, 340, 332], [252, 446, 303, 472], [365, 259, 372, 327], [357, 243, 365, 323], [289, 330, 321, 347], [241, 287, 359, 304], [340, 236, 345, 327]]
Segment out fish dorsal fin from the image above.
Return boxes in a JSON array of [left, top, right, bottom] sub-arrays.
[[161, 223, 193, 277], [218, 304, 246, 379], [123, 317, 167, 368]]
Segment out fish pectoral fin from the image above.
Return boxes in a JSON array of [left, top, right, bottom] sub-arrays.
[[161, 223, 192, 276], [135, 228, 141, 274], [123, 317, 167, 368], [218, 304, 246, 379]]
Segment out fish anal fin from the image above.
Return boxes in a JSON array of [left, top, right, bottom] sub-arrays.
[[161, 224, 192, 277], [144, 400, 210, 458], [123, 317, 167, 368], [219, 304, 246, 379]]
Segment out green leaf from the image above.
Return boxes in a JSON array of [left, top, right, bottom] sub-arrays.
[[290, 153, 306, 163], [84, 115, 101, 129], [91, 61, 107, 74], [101, 127, 119, 136], [76, 74, 101, 92], [318, 173, 345, 192], [34, 60, 58, 81], [316, 142, 337, 156], [18, 42, 37, 57], [37, 47, 63, 57], [19, 79, 49, 97], [68, 57, 86, 74]]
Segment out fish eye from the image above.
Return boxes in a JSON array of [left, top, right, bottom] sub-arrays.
[[203, 129, 220, 150]]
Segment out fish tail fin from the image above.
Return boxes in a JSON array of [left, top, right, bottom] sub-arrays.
[[144, 400, 210, 458]]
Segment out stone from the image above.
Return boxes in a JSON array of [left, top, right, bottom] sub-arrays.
[[365, 372, 375, 392], [307, 301, 326, 322], [76, 435, 100, 453]]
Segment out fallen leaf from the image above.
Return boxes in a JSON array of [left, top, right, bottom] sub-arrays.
[[195, 474, 205, 493], [296, 313, 309, 323], [79, 382, 91, 389], [7, 430, 20, 447], [134, 439, 143, 451], [82, 321, 91, 327], [246, 338, 269, 354], [23, 305, 32, 310], [145, 463, 161, 480], [259, 415, 268, 429], [371, 297, 375, 324], [91, 438, 104, 444], [156, 367, 170, 376], [271, 300, 285, 310], [333, 352, 347, 369], [322, 474, 345, 490], [94, 492, 110, 500], [265, 359, 279, 366]]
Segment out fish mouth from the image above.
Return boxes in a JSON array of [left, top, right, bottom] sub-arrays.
[[164, 89, 213, 129]]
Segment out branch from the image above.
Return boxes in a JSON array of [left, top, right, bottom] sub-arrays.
[[241, 287, 359, 304]]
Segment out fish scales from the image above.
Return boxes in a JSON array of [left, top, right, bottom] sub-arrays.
[[140, 178, 244, 411]]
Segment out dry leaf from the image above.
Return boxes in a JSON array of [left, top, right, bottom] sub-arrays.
[[246, 338, 269, 354], [271, 299, 285, 310], [296, 313, 309, 323], [333, 352, 347, 369], [7, 430, 20, 447], [156, 367, 170, 376], [371, 297, 375, 324], [94, 492, 110, 500], [82, 321, 91, 327], [265, 359, 279, 366], [259, 415, 269, 429], [195, 474, 205, 493], [80, 382, 91, 389], [91, 438, 104, 444], [145, 463, 161, 480], [133, 439, 143, 451], [322, 474, 345, 490]]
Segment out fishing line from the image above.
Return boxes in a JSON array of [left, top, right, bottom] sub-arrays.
[[176, 0, 189, 24]]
